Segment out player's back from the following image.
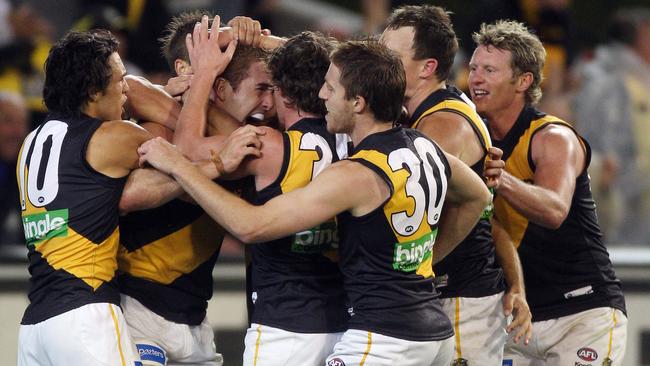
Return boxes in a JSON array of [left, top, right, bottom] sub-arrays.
[[249, 116, 349, 333], [17, 112, 125, 324], [338, 125, 453, 341]]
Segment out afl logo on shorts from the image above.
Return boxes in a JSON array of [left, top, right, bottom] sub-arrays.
[[577, 347, 598, 361], [327, 358, 346, 366]]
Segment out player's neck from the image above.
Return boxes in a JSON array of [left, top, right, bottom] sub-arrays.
[[282, 108, 320, 130], [351, 114, 393, 146], [405, 80, 446, 117], [485, 99, 526, 141]]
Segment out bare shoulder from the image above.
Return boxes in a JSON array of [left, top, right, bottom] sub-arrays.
[[532, 123, 585, 169], [88, 120, 152, 177], [418, 111, 479, 162]]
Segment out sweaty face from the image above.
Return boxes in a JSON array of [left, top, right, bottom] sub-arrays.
[[95, 52, 128, 121], [381, 26, 423, 99], [318, 63, 354, 134], [468, 45, 520, 118], [228, 61, 274, 122]]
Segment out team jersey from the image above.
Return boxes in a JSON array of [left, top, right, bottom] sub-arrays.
[[338, 126, 453, 341], [16, 113, 125, 324], [492, 106, 626, 321], [250, 117, 349, 333], [410, 86, 505, 298], [117, 198, 225, 325]]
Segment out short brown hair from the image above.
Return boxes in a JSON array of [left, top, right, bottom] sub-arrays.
[[473, 20, 545, 105], [159, 11, 268, 91], [222, 45, 269, 91], [386, 5, 458, 82], [268, 31, 333, 115], [330, 40, 405, 123], [160, 10, 208, 71]]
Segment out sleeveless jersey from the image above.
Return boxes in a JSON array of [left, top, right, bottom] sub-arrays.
[[250, 117, 349, 333], [117, 198, 225, 325], [410, 86, 505, 298], [16, 113, 125, 324], [492, 106, 626, 321], [338, 126, 453, 341]]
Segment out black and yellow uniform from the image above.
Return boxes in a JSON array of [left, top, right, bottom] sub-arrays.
[[117, 198, 225, 325], [410, 86, 505, 299], [250, 117, 348, 333], [17, 113, 125, 324], [492, 106, 626, 321], [339, 126, 453, 341]]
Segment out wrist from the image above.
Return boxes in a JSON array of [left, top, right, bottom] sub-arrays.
[[507, 284, 525, 295]]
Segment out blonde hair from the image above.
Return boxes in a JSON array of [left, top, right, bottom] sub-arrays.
[[473, 20, 545, 105]]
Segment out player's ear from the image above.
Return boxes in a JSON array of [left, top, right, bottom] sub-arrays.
[[516, 71, 533, 93], [175, 59, 191, 76], [214, 78, 229, 102], [420, 58, 438, 79], [353, 96, 366, 114]]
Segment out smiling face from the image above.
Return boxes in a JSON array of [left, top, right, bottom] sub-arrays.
[[468, 44, 522, 119], [318, 63, 354, 134], [94, 52, 128, 121]]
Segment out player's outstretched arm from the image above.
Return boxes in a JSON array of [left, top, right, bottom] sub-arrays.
[[496, 124, 585, 229], [139, 137, 375, 243], [123, 124, 263, 214], [433, 152, 491, 263]]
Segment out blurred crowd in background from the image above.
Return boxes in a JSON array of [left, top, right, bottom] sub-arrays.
[[1, 0, 649, 257]]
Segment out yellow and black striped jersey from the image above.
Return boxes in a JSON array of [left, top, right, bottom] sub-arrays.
[[410, 86, 505, 298], [117, 198, 226, 325], [492, 106, 626, 321], [250, 117, 349, 333], [339, 126, 453, 341], [16, 113, 125, 324]]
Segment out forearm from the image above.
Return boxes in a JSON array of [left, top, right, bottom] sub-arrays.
[[172, 71, 217, 157], [119, 168, 185, 214], [170, 162, 277, 243], [497, 171, 568, 229], [119, 160, 217, 214], [432, 199, 486, 263], [492, 218, 525, 293], [125, 75, 180, 130]]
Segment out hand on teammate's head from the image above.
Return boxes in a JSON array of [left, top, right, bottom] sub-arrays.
[[186, 15, 237, 77], [228, 16, 262, 47]]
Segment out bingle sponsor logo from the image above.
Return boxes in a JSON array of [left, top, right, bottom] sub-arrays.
[[22, 209, 69, 245], [392, 231, 435, 272]]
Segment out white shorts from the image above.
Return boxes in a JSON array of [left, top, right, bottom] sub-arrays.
[[504, 307, 627, 366], [121, 294, 223, 366], [18, 302, 141, 366], [325, 329, 454, 366], [440, 291, 507, 366], [243, 323, 342, 366]]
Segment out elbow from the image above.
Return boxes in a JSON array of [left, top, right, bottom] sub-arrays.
[[235, 226, 267, 244], [540, 206, 569, 229], [118, 194, 138, 216]]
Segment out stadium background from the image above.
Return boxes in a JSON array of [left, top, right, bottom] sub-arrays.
[[0, 0, 649, 365]]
